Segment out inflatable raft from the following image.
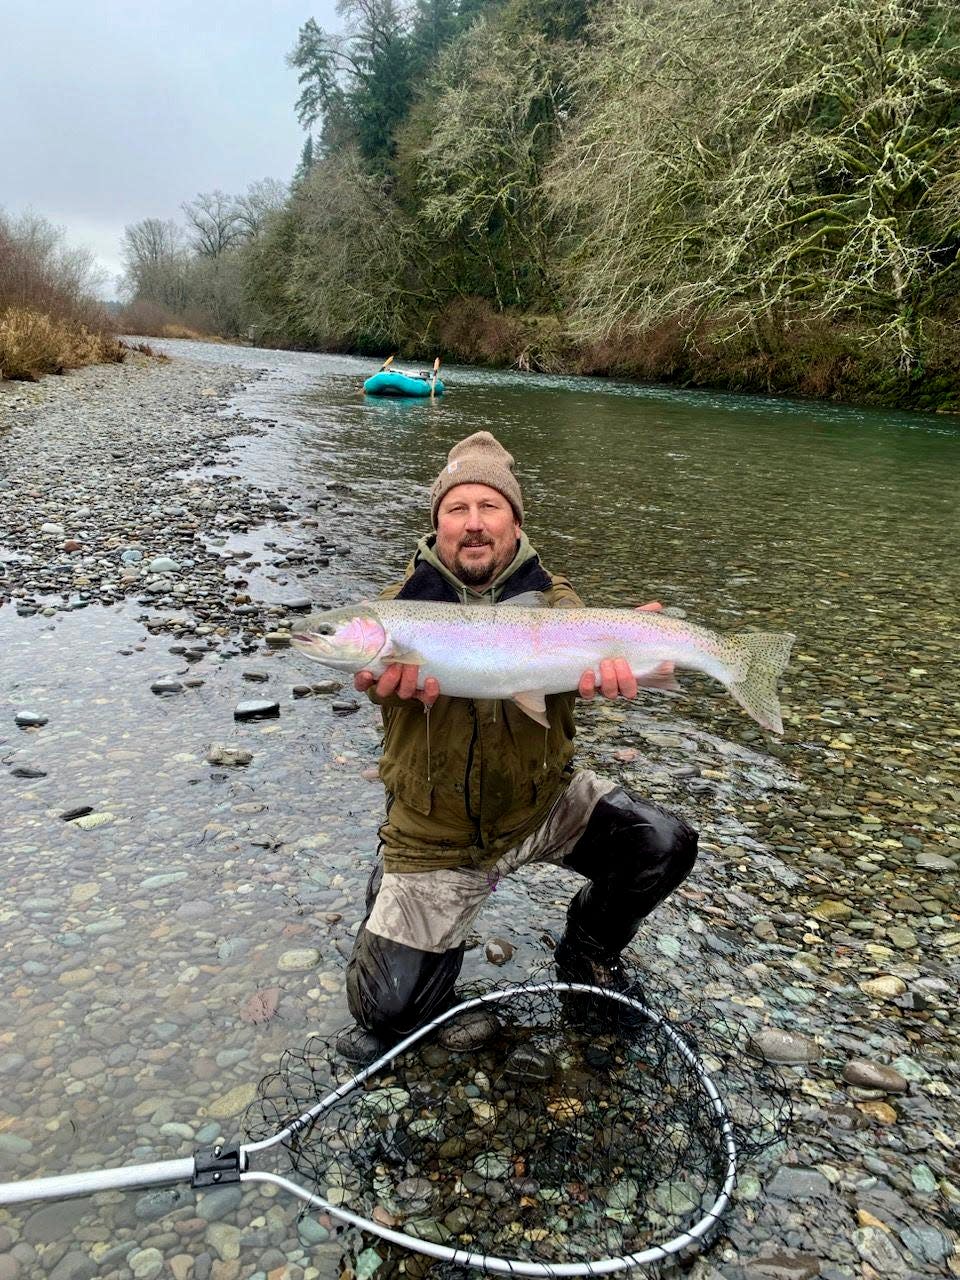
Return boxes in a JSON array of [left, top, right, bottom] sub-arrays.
[[363, 369, 445, 397]]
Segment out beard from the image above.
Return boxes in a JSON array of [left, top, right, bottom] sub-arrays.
[[452, 535, 500, 586]]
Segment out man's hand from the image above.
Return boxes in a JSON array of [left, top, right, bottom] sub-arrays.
[[355, 665, 441, 708], [578, 601, 671, 701]]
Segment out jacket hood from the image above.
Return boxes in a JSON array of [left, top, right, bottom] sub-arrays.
[[414, 532, 539, 604]]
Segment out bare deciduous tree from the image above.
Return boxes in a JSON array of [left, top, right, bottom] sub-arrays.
[[121, 218, 189, 310], [233, 179, 289, 239], [181, 191, 244, 257]]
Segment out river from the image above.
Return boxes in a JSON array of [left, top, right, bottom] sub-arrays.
[[0, 340, 956, 1279]]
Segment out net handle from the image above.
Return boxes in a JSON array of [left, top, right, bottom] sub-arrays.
[[0, 1157, 196, 1206]]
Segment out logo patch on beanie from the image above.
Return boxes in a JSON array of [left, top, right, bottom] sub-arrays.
[[447, 461, 459, 474]]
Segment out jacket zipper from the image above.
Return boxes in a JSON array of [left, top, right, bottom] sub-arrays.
[[463, 703, 482, 847]]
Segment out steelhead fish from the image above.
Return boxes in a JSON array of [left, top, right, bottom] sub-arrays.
[[291, 595, 795, 733]]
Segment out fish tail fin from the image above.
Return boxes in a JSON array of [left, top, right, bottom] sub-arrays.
[[726, 631, 795, 734]]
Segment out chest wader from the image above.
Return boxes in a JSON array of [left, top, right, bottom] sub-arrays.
[[554, 786, 699, 985], [347, 858, 466, 1031]]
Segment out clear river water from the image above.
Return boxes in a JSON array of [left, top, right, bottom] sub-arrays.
[[0, 339, 957, 1279]]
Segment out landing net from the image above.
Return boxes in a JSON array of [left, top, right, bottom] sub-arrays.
[[245, 977, 790, 1276]]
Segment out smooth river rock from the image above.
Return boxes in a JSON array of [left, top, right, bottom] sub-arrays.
[[842, 1059, 909, 1093], [748, 1029, 819, 1064]]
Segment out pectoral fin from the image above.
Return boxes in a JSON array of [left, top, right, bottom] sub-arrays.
[[637, 661, 682, 693], [389, 647, 428, 667], [512, 689, 550, 728]]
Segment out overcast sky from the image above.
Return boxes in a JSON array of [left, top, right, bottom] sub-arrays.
[[1, 1, 340, 297]]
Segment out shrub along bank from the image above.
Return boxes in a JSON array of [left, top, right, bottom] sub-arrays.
[[0, 211, 125, 382]]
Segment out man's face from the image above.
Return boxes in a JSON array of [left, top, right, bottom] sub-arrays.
[[435, 483, 521, 588]]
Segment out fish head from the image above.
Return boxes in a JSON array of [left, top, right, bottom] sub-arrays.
[[290, 606, 390, 673]]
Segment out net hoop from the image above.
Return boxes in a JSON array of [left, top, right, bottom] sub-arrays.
[[244, 981, 739, 1276]]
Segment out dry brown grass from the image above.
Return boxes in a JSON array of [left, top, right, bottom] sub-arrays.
[[577, 312, 960, 411], [0, 307, 125, 381], [436, 297, 573, 372], [0, 210, 125, 381]]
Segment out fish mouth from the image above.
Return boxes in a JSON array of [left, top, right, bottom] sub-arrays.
[[290, 631, 334, 655]]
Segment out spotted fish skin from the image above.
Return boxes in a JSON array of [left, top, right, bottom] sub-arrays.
[[291, 600, 795, 734]]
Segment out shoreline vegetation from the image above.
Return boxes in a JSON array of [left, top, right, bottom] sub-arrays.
[[114, 0, 960, 416], [6, 2, 960, 415], [0, 210, 128, 382]]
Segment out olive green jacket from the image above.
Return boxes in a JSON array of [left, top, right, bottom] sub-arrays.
[[371, 534, 582, 873]]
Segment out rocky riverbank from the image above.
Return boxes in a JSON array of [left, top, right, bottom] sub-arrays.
[[0, 355, 343, 647], [0, 351, 957, 1280]]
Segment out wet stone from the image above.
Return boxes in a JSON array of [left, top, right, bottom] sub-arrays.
[[130, 1248, 165, 1280], [899, 1224, 952, 1264], [60, 805, 94, 821], [14, 710, 47, 728], [857, 973, 907, 1003], [206, 744, 253, 767], [71, 810, 115, 830], [749, 1029, 819, 1064], [810, 899, 853, 923], [151, 679, 183, 695], [278, 948, 320, 971], [233, 699, 280, 720], [135, 1187, 192, 1222], [886, 925, 918, 949], [842, 1060, 909, 1093], [48, 1253, 97, 1280], [915, 850, 956, 870], [504, 1046, 553, 1083], [741, 1254, 822, 1280], [196, 1186, 244, 1223], [484, 936, 515, 965], [767, 1167, 833, 1200], [23, 1200, 90, 1244], [853, 1226, 907, 1275]]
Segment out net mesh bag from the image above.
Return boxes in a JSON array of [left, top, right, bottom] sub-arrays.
[[245, 972, 790, 1277]]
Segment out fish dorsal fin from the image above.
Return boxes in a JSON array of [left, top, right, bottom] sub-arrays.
[[512, 689, 550, 728], [500, 591, 548, 608]]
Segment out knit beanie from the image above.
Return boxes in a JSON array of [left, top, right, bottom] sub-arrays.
[[430, 431, 524, 528]]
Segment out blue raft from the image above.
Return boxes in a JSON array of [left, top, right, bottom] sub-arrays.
[[363, 369, 445, 397]]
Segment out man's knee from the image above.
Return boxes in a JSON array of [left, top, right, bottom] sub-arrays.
[[346, 926, 461, 1037], [568, 787, 699, 886]]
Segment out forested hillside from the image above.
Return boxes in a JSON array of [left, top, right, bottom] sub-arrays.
[[123, 0, 960, 410]]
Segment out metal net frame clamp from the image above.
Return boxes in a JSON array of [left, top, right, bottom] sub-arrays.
[[0, 983, 738, 1277]]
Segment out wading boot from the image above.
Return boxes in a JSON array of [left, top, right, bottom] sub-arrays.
[[553, 936, 646, 1030], [335, 1024, 393, 1067]]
